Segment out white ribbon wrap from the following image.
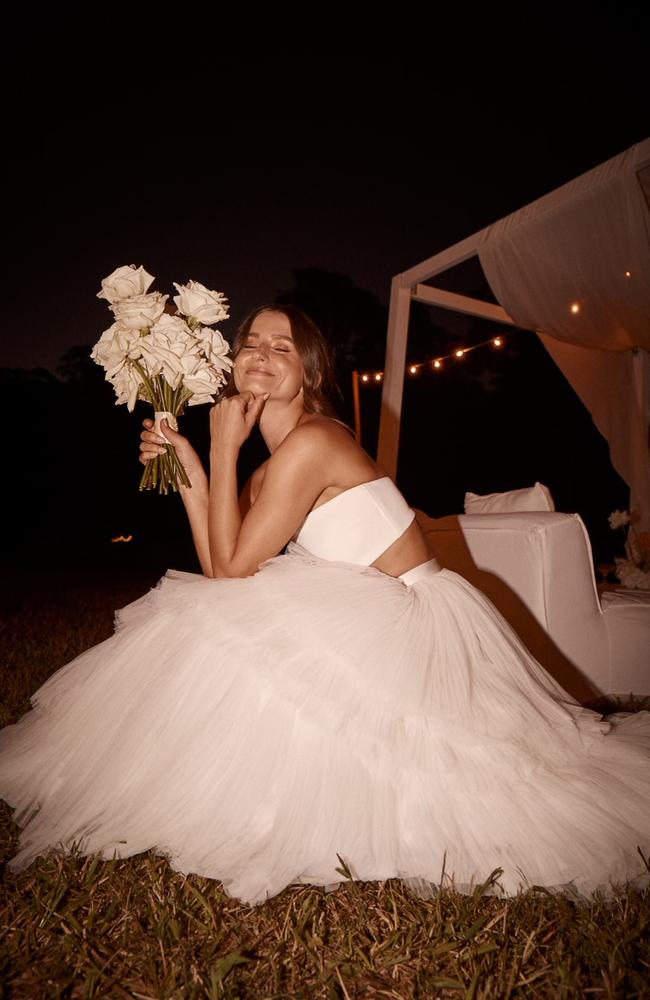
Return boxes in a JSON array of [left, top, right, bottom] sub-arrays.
[[153, 411, 178, 442]]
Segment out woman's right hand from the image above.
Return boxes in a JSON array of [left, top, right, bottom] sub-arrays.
[[139, 419, 205, 487]]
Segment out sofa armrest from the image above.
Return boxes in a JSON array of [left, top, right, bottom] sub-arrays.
[[415, 510, 609, 701]]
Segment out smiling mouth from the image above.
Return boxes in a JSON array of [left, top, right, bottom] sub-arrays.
[[246, 369, 273, 376]]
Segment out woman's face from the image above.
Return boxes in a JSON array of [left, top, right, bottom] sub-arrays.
[[234, 310, 305, 402]]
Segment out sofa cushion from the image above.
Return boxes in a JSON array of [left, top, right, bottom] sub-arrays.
[[464, 482, 555, 514]]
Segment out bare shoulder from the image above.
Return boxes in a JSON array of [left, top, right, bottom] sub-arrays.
[[272, 415, 380, 491], [278, 416, 356, 456]]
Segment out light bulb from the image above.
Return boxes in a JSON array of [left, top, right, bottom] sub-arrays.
[[361, 374, 369, 382], [433, 360, 442, 369], [570, 302, 581, 315], [493, 337, 502, 347], [374, 373, 382, 381], [409, 365, 417, 374], [455, 349, 464, 358]]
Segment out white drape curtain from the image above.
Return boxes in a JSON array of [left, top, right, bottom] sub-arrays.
[[536, 336, 650, 530], [478, 140, 650, 529]]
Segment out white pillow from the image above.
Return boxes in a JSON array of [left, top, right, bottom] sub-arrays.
[[464, 482, 555, 514]]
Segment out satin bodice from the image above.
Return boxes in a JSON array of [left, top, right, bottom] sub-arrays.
[[294, 476, 416, 566]]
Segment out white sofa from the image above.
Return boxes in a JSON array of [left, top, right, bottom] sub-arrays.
[[415, 509, 650, 702]]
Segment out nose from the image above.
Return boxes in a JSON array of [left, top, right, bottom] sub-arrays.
[[253, 343, 269, 361]]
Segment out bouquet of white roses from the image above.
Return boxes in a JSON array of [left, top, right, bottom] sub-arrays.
[[92, 265, 232, 493]]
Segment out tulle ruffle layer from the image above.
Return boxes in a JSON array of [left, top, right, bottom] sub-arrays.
[[0, 546, 648, 905]]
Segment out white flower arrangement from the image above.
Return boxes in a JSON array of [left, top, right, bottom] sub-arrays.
[[92, 265, 232, 493], [608, 509, 650, 590]]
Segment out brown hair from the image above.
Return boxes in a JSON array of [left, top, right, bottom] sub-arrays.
[[224, 304, 339, 416]]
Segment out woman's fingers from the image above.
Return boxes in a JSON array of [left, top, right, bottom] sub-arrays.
[[139, 444, 167, 463], [245, 392, 269, 426], [140, 418, 168, 462], [210, 392, 267, 433]]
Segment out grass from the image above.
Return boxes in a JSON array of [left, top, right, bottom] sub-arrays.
[[1, 568, 649, 998]]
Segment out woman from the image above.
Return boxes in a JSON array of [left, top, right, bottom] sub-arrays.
[[0, 305, 648, 906]]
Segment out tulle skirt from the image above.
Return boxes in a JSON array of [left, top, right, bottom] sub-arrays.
[[0, 543, 649, 905]]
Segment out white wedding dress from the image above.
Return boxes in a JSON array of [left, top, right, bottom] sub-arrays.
[[0, 477, 649, 905]]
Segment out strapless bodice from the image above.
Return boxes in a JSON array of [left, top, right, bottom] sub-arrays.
[[294, 476, 416, 566]]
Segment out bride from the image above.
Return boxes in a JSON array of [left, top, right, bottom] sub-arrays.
[[0, 304, 648, 906]]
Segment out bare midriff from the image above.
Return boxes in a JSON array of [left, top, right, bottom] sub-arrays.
[[370, 519, 432, 579]]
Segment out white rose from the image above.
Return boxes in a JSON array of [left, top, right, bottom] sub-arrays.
[[184, 374, 222, 405], [139, 341, 184, 388], [175, 354, 226, 404], [97, 265, 155, 303], [111, 363, 145, 412], [91, 322, 123, 370], [193, 326, 233, 373], [140, 317, 200, 388], [111, 292, 168, 330], [173, 281, 229, 326], [150, 313, 195, 351], [91, 323, 144, 376], [608, 510, 631, 530]]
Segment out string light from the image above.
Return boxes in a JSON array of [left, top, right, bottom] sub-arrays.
[[357, 333, 509, 384], [570, 302, 581, 314], [111, 535, 133, 543], [624, 270, 632, 278]]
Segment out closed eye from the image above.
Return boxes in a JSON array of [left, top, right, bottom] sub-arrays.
[[242, 343, 291, 353]]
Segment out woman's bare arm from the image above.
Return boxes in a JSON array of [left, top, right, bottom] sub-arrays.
[[208, 393, 341, 577], [140, 418, 213, 576], [208, 420, 335, 578], [178, 474, 212, 576], [142, 407, 349, 579]]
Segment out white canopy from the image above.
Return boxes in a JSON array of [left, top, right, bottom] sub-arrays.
[[379, 139, 650, 529]]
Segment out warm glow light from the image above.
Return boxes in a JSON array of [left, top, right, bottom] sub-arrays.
[[625, 270, 632, 278], [358, 333, 515, 388], [570, 302, 581, 314], [111, 535, 133, 543]]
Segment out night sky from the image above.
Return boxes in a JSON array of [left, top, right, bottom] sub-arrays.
[[3, 20, 648, 571], [5, 20, 648, 370]]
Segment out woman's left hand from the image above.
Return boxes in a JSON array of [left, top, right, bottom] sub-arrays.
[[209, 391, 269, 454]]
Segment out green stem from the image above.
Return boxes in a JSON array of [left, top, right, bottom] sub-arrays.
[[139, 452, 158, 491], [164, 450, 174, 493], [169, 446, 191, 488], [131, 360, 159, 409]]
